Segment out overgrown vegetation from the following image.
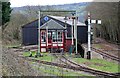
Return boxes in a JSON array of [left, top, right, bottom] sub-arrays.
[[2, 5, 68, 45], [2, 48, 37, 76], [2, 2, 12, 29], [86, 2, 120, 44], [31, 62, 92, 76], [2, 12, 29, 45]]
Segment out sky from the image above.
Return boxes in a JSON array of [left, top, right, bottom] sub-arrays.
[[10, 0, 94, 7]]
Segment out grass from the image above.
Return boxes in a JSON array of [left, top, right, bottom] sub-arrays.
[[23, 51, 55, 62], [93, 44, 103, 49], [31, 62, 92, 76], [5, 44, 21, 48], [24, 52, 94, 77], [23, 52, 119, 75], [23, 51, 36, 56], [73, 58, 119, 73], [34, 53, 55, 62]]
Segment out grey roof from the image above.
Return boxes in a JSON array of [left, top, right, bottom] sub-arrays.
[[49, 15, 86, 26], [40, 19, 66, 30]]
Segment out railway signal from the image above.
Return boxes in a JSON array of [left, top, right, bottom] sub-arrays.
[[70, 11, 78, 55], [85, 12, 101, 60], [71, 12, 76, 46], [87, 12, 91, 60], [75, 11, 78, 55]]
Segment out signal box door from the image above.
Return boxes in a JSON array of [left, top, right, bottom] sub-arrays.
[[47, 31, 52, 48]]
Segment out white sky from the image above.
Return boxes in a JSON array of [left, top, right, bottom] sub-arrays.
[[10, 0, 94, 7]]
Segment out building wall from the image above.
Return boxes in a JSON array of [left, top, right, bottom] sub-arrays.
[[22, 16, 88, 47], [22, 28, 38, 45], [77, 26, 88, 43], [65, 26, 88, 52], [40, 30, 65, 52], [65, 39, 72, 52]]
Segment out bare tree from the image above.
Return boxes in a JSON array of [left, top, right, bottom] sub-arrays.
[[3, 13, 29, 44], [86, 2, 119, 44]]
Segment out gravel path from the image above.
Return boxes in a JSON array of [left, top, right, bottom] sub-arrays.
[[2, 47, 41, 76]]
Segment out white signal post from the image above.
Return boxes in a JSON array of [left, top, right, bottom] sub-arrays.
[[86, 12, 102, 60], [75, 11, 78, 54], [87, 12, 91, 59], [70, 13, 75, 55]]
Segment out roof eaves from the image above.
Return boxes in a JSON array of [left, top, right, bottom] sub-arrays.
[[40, 19, 66, 29], [48, 15, 86, 26], [21, 19, 38, 28]]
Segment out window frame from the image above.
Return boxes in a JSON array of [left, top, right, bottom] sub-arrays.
[[41, 31, 46, 43]]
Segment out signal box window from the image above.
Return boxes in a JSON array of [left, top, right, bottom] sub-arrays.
[[58, 32, 62, 42], [41, 32, 46, 42]]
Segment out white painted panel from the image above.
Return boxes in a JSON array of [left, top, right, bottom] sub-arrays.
[[48, 43, 51, 45], [58, 44, 63, 46], [53, 44, 57, 46], [91, 20, 96, 24], [98, 20, 101, 24], [41, 44, 46, 46], [41, 48, 46, 52]]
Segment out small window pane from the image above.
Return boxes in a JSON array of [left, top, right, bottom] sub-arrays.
[[41, 32, 46, 42]]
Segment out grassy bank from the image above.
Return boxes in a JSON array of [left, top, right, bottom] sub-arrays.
[[73, 58, 119, 73], [31, 62, 94, 77]]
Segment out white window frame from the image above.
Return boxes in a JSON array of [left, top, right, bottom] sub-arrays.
[[57, 32, 62, 43], [41, 32, 46, 43], [52, 31, 57, 43]]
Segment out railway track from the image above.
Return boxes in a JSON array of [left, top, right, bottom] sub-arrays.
[[82, 45, 120, 62], [52, 53, 119, 77], [11, 47, 119, 77], [12, 44, 120, 62], [92, 48, 120, 62]]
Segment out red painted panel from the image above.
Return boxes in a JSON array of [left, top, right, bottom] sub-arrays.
[[65, 39, 72, 52], [40, 30, 65, 52]]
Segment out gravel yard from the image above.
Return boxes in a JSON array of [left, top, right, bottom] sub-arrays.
[[2, 47, 42, 76]]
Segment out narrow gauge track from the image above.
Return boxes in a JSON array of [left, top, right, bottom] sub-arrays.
[[92, 48, 120, 62], [12, 47, 119, 77], [52, 53, 119, 77], [14, 45, 120, 62], [83, 45, 120, 62], [18, 45, 120, 62]]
